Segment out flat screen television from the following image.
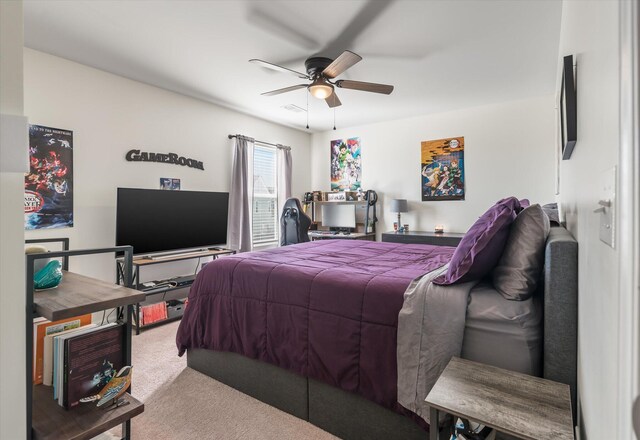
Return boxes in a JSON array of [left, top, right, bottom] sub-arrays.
[[116, 188, 229, 255]]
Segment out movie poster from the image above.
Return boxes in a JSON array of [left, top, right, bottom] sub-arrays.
[[24, 125, 74, 229], [421, 136, 465, 201], [330, 137, 361, 191]]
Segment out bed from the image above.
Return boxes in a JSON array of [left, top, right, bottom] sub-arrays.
[[176, 226, 577, 440]]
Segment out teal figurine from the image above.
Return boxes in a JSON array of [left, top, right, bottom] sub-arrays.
[[34, 260, 63, 290]]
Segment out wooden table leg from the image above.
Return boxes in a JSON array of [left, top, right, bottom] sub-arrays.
[[430, 406, 440, 440]]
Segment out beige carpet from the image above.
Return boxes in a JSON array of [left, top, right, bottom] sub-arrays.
[[130, 320, 187, 402], [125, 321, 337, 440]]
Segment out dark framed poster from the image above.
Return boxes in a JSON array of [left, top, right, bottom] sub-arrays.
[[24, 125, 74, 230], [421, 136, 465, 201]]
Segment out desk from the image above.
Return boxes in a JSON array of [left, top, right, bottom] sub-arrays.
[[381, 231, 464, 247], [309, 231, 376, 241]]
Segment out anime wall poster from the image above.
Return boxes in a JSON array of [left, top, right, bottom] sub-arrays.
[[330, 137, 361, 191], [24, 125, 74, 230], [160, 178, 181, 190], [421, 136, 465, 201]]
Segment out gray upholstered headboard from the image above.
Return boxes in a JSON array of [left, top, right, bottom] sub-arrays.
[[542, 226, 578, 415]]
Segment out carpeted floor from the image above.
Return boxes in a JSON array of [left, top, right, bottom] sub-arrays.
[[124, 320, 337, 440], [129, 320, 187, 403]]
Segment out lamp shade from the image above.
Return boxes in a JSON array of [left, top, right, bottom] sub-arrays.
[[309, 79, 334, 99], [390, 199, 408, 213]]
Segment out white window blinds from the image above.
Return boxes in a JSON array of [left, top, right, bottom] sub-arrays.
[[252, 144, 278, 245]]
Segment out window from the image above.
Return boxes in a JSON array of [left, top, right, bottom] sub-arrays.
[[252, 144, 278, 246]]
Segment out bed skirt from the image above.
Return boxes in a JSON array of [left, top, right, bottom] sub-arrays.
[[187, 348, 435, 440]]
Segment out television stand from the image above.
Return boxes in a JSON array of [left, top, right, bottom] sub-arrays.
[[146, 249, 217, 261], [117, 248, 236, 334]]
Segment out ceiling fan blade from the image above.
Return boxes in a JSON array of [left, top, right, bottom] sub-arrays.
[[336, 80, 394, 95], [322, 50, 362, 79], [322, 0, 395, 59], [247, 7, 320, 51], [325, 93, 342, 108], [249, 59, 309, 79], [261, 84, 308, 96]]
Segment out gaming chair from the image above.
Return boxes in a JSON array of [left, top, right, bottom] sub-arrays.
[[280, 198, 311, 246]]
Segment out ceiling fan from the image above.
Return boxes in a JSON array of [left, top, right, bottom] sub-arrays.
[[249, 50, 394, 108]]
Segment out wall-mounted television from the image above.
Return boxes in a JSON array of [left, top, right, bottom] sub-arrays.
[[116, 188, 229, 256], [560, 54, 577, 160]]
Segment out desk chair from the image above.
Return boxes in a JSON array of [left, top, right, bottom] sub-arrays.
[[280, 198, 311, 246]]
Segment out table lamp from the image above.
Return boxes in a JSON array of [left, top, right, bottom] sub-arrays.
[[390, 199, 408, 231]]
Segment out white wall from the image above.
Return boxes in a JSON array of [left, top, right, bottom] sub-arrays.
[[23, 49, 311, 282], [556, 1, 623, 439], [0, 1, 27, 438], [310, 96, 556, 237]]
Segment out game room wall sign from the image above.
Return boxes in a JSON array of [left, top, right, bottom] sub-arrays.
[[125, 149, 205, 170]]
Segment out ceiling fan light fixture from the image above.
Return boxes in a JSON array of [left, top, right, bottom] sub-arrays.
[[308, 80, 333, 100]]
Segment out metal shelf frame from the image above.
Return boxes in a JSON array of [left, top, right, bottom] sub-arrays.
[[25, 239, 136, 440], [115, 249, 235, 335]]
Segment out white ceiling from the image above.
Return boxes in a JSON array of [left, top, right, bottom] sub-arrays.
[[23, 0, 562, 133]]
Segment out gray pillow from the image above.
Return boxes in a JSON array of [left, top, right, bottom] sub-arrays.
[[542, 202, 560, 225], [492, 204, 550, 300]]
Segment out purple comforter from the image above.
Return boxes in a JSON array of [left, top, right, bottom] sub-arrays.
[[176, 240, 454, 411]]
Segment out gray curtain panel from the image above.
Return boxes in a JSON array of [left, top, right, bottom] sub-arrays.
[[227, 135, 254, 252], [277, 145, 292, 215]]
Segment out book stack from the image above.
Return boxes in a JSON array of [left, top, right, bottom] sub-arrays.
[[33, 315, 92, 385], [34, 316, 125, 409], [141, 302, 168, 326]]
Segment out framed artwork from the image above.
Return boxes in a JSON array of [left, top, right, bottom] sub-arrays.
[[24, 125, 74, 230], [326, 192, 346, 201], [160, 178, 181, 190], [421, 136, 465, 201], [331, 137, 361, 191], [560, 54, 577, 160]]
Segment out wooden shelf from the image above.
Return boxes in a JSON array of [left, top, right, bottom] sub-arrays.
[[311, 200, 367, 205], [130, 248, 235, 266], [32, 385, 143, 440], [33, 271, 145, 321]]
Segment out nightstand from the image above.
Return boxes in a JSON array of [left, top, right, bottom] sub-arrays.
[[381, 231, 464, 247], [425, 357, 574, 440]]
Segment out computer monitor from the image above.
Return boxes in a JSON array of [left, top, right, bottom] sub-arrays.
[[322, 204, 356, 229]]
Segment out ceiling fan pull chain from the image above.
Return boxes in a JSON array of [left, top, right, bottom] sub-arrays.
[[306, 91, 310, 130], [333, 107, 336, 131]]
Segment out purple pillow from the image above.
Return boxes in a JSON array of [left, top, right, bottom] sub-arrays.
[[433, 197, 520, 285]]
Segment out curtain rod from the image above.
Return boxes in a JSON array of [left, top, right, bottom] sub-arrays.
[[228, 134, 291, 151]]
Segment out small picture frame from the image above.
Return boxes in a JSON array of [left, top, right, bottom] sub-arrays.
[[160, 178, 181, 190], [327, 192, 346, 201]]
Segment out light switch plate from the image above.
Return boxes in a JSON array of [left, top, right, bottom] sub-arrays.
[[598, 166, 616, 248]]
